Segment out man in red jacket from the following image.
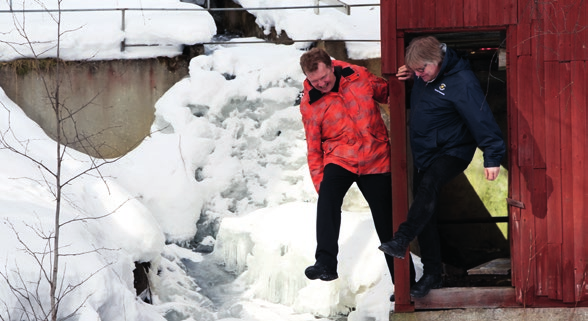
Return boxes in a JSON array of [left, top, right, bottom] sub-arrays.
[[299, 48, 412, 295]]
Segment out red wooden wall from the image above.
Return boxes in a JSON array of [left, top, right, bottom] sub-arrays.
[[381, 0, 588, 310]]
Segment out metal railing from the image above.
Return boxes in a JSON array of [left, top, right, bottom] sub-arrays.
[[1, 1, 381, 52], [314, 0, 349, 15], [2, 1, 377, 13]]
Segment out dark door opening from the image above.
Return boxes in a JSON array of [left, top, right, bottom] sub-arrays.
[[404, 31, 510, 288]]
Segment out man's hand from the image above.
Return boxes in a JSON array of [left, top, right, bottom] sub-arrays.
[[485, 167, 500, 181], [396, 65, 413, 81]]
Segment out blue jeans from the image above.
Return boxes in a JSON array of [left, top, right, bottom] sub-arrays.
[[396, 155, 470, 275], [315, 163, 415, 283]]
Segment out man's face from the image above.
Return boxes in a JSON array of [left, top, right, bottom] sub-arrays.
[[412, 61, 441, 83], [306, 62, 336, 94]]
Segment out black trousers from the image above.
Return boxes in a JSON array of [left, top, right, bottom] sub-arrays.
[[397, 155, 470, 275], [315, 163, 415, 283]]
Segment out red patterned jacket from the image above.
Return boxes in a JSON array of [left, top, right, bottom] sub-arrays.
[[300, 60, 391, 192]]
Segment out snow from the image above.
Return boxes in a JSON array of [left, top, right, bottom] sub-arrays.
[[232, 0, 382, 59], [0, 0, 217, 61], [0, 1, 419, 321]]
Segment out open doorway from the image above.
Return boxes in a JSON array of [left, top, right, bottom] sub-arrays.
[[405, 31, 510, 288]]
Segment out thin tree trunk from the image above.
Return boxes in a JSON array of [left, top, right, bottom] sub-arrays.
[[51, 4, 63, 321]]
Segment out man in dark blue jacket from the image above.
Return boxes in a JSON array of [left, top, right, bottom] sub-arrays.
[[378, 36, 506, 298]]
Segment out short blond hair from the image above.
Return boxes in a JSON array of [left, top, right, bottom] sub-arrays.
[[405, 36, 444, 70]]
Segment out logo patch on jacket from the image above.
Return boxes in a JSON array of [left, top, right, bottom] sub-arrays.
[[435, 83, 446, 96]]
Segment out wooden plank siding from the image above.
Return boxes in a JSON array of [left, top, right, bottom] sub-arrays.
[[437, 0, 463, 28], [572, 1, 588, 60], [504, 0, 518, 25], [516, 0, 533, 56], [396, 0, 518, 29], [540, 0, 558, 62], [489, 0, 500, 26], [570, 61, 587, 301], [395, 0, 410, 30], [558, 0, 573, 62], [583, 2, 588, 61], [422, 0, 436, 30], [477, 0, 490, 26], [516, 22, 532, 56], [463, 0, 478, 27], [583, 61, 588, 303], [381, 0, 588, 310], [515, 55, 537, 305], [544, 61, 564, 300], [506, 26, 522, 303], [380, 0, 396, 74], [558, 62, 575, 303], [531, 18, 549, 298], [531, 19, 546, 169]]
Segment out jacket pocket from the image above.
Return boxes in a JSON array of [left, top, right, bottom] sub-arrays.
[[368, 125, 390, 143], [322, 134, 350, 155]]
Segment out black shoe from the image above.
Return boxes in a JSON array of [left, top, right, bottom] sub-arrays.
[[410, 273, 442, 298], [305, 262, 338, 281], [389, 293, 395, 302], [378, 234, 411, 259]]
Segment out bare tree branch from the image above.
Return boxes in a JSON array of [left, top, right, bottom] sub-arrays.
[[1, 2, 137, 320]]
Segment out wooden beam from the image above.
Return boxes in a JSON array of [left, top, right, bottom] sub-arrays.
[[414, 286, 588, 310], [414, 287, 519, 309], [380, 0, 396, 74], [389, 31, 414, 313]]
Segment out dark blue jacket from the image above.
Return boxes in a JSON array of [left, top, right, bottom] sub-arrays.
[[409, 46, 505, 171]]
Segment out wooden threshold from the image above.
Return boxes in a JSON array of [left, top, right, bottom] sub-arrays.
[[414, 287, 519, 310]]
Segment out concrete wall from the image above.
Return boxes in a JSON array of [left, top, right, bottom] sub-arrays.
[[0, 56, 193, 158]]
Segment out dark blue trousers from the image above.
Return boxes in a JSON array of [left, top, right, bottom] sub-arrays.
[[315, 163, 415, 283], [396, 155, 470, 275]]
